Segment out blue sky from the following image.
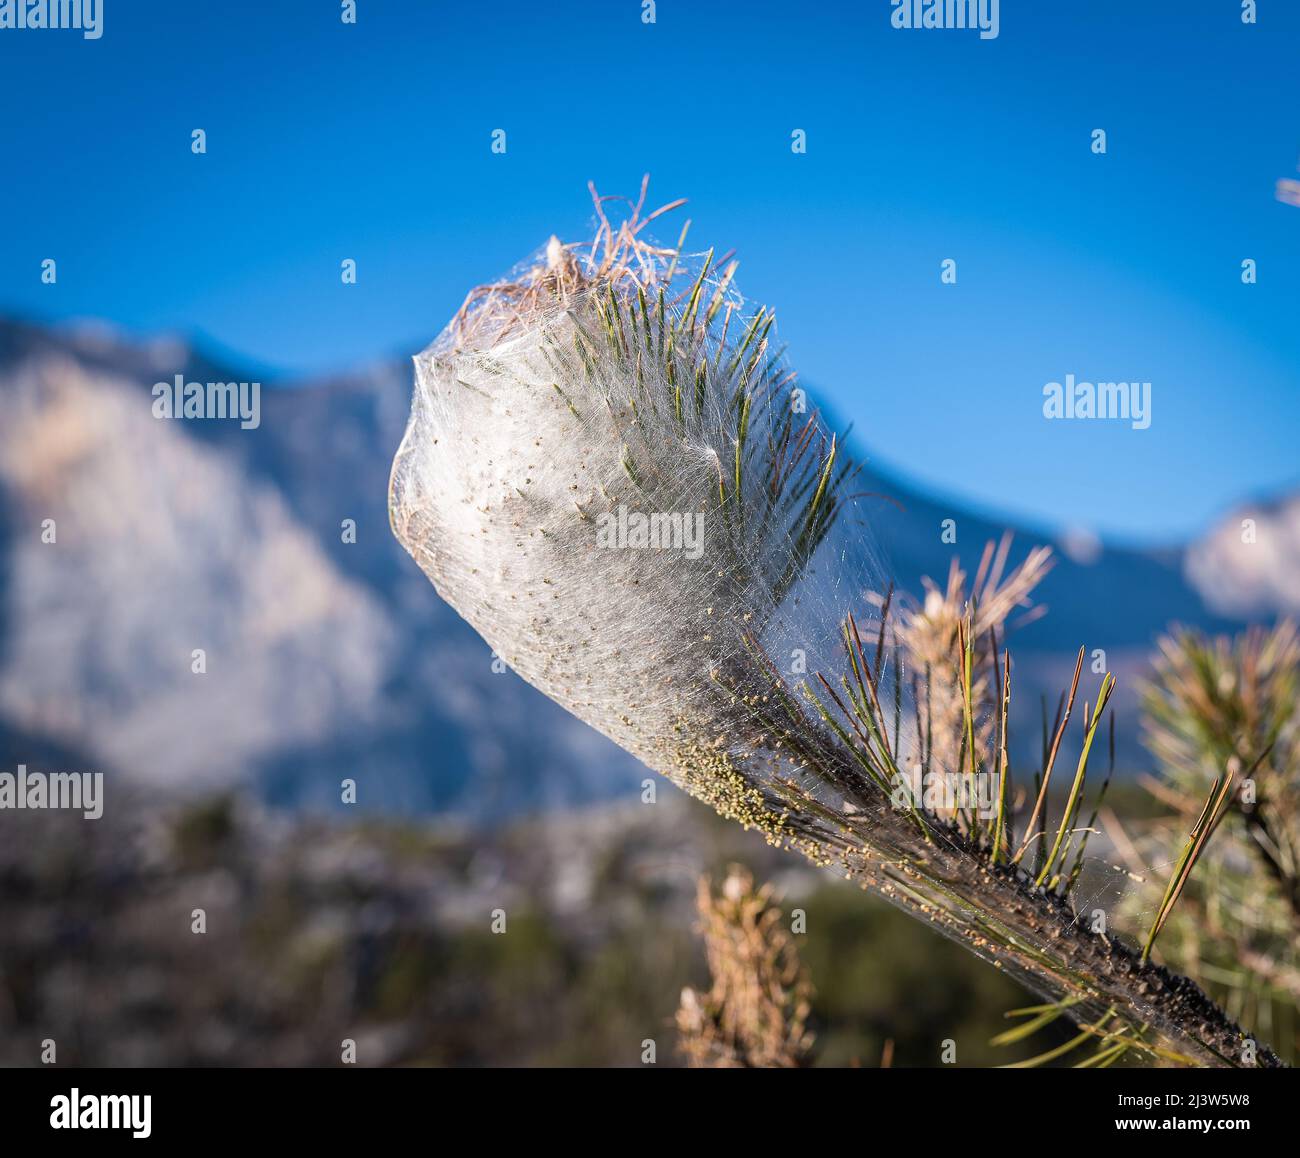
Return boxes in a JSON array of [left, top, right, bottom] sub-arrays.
[[1, 0, 1297, 541]]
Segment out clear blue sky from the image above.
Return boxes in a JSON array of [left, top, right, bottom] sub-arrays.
[[1, 0, 1297, 541]]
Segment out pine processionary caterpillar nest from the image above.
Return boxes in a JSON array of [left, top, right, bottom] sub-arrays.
[[389, 182, 885, 837]]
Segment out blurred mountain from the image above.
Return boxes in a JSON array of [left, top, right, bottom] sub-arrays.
[[0, 316, 1288, 818], [1184, 491, 1300, 618], [0, 317, 646, 819]]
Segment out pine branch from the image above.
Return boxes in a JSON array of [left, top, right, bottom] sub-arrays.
[[390, 182, 1283, 1069]]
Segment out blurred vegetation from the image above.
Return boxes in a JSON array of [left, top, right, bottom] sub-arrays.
[[8, 612, 1294, 1071], [1, 787, 1082, 1068], [1116, 622, 1300, 1064]]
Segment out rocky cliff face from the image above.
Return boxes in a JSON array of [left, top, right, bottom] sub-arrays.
[[1184, 492, 1300, 618]]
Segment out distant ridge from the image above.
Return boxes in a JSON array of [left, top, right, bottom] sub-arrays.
[[0, 316, 1289, 820]]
